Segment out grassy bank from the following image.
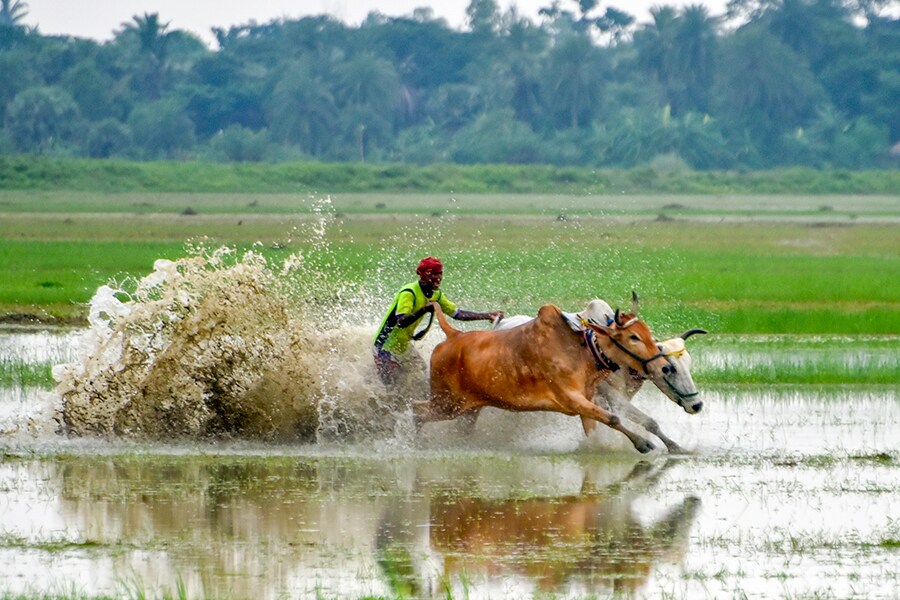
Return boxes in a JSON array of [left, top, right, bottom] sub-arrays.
[[1, 186, 897, 334], [1, 157, 898, 194], [1, 199, 898, 334]]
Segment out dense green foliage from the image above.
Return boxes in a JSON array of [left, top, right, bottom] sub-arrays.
[[1, 157, 898, 193], [1, 0, 897, 169]]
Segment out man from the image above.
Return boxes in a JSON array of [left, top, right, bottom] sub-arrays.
[[373, 256, 504, 388]]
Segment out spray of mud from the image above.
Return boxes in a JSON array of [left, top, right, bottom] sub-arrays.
[[51, 240, 412, 443], [47, 203, 622, 451]]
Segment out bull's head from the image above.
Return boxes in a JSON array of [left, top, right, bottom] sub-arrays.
[[592, 299, 707, 413], [649, 328, 707, 414], [588, 310, 669, 377]]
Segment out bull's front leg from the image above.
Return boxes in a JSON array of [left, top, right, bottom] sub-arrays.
[[562, 391, 655, 454], [611, 398, 687, 454]]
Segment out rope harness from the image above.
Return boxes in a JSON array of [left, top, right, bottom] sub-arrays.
[[577, 313, 700, 400], [580, 316, 667, 375], [582, 328, 620, 372]]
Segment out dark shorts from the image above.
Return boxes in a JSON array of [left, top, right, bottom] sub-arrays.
[[373, 347, 402, 387]]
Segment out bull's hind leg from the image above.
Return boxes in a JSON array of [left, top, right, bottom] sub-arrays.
[[457, 408, 482, 436], [581, 394, 615, 436], [563, 392, 655, 454], [413, 379, 482, 431]]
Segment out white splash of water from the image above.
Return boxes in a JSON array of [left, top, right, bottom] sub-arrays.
[[51, 243, 402, 442]]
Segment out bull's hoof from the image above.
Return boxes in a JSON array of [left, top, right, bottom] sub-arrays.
[[636, 440, 656, 454]]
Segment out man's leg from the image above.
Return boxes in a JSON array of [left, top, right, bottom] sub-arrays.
[[373, 347, 402, 387]]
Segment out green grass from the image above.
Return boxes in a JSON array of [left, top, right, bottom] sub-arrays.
[[0, 192, 897, 334], [2, 157, 898, 194], [695, 336, 899, 386], [0, 358, 52, 386]]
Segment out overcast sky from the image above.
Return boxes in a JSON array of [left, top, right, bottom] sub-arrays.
[[25, 0, 730, 47]]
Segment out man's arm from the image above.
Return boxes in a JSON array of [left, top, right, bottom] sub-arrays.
[[396, 304, 434, 328], [453, 309, 504, 323]]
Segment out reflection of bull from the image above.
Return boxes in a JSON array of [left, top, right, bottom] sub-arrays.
[[376, 460, 701, 598]]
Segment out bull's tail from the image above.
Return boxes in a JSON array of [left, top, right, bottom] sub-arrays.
[[430, 302, 461, 337]]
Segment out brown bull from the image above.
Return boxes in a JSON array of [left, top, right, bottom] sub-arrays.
[[416, 301, 671, 453]]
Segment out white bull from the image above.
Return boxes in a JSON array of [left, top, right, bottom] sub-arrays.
[[493, 296, 706, 453]]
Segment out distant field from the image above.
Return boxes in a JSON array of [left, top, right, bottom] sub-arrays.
[[1, 192, 897, 334], [1, 190, 898, 219]]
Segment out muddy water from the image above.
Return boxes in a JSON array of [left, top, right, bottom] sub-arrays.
[[1, 330, 898, 599]]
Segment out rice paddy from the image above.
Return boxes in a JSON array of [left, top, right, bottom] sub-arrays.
[[2, 192, 899, 334], [0, 191, 897, 599]]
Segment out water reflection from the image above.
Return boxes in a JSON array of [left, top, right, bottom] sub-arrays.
[[379, 460, 700, 598], [0, 454, 697, 599], [0, 326, 78, 365]]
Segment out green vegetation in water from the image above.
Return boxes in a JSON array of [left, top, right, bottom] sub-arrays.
[[694, 336, 900, 386], [0, 358, 52, 387], [0, 577, 190, 600], [848, 452, 895, 464], [0, 535, 109, 554]]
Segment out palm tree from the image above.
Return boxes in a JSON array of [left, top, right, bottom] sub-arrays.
[[635, 5, 719, 115], [117, 13, 173, 99], [671, 5, 718, 114], [634, 5, 679, 102], [121, 12, 171, 63], [333, 52, 401, 118], [268, 60, 338, 156], [544, 33, 606, 128], [333, 52, 402, 159], [0, 0, 28, 27], [715, 25, 825, 150]]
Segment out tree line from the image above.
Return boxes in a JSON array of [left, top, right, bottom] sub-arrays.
[[1, 0, 897, 169]]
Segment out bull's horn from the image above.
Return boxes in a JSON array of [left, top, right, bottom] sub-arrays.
[[614, 308, 622, 325], [631, 290, 639, 314], [681, 328, 708, 340]]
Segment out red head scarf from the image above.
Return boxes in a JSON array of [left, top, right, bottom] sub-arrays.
[[416, 256, 443, 275]]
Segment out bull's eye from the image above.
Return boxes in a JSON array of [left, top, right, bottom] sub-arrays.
[[629, 334, 639, 341]]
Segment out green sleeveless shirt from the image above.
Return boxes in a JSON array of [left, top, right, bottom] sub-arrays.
[[374, 281, 457, 354]]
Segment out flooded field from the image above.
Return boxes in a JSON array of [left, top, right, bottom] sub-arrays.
[[0, 326, 898, 599]]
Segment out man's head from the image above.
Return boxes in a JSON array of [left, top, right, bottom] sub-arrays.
[[417, 256, 443, 291]]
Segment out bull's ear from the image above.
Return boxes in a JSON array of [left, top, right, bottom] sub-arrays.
[[586, 321, 613, 336], [631, 291, 639, 315]]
